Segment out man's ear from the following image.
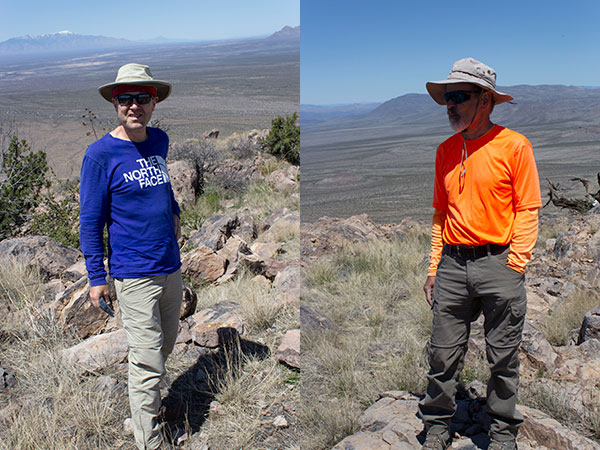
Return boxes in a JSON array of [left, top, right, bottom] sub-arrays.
[[112, 98, 119, 111]]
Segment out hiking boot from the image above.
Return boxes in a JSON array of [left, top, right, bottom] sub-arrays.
[[488, 439, 517, 450], [422, 432, 451, 450]]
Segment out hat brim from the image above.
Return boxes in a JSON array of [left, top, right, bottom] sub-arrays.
[[426, 79, 513, 106], [98, 80, 172, 103]]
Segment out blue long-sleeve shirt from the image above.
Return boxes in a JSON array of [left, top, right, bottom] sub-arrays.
[[79, 127, 181, 286]]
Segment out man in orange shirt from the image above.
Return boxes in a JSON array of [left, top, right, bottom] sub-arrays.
[[418, 58, 541, 450]]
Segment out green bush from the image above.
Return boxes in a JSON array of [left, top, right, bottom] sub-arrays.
[[29, 179, 81, 249], [262, 113, 299, 165], [0, 137, 49, 239]]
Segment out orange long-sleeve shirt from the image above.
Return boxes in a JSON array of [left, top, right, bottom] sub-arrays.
[[428, 125, 541, 275]]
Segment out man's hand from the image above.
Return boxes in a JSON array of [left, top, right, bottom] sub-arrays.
[[173, 214, 181, 240], [423, 275, 436, 307], [89, 284, 109, 309]]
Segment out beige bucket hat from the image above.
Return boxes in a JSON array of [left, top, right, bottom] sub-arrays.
[[98, 63, 172, 103], [426, 57, 513, 105]]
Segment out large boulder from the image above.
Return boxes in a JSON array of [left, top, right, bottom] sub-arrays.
[[62, 329, 129, 373], [57, 277, 110, 339], [168, 159, 200, 210], [181, 246, 226, 283], [186, 301, 245, 348], [0, 236, 82, 281], [189, 213, 239, 251]]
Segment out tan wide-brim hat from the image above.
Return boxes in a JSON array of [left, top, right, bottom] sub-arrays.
[[98, 63, 172, 103], [426, 57, 513, 106]]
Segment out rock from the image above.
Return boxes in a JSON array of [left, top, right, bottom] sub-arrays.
[[176, 320, 192, 344], [235, 213, 257, 242], [331, 390, 599, 450], [275, 329, 300, 369], [62, 329, 129, 373], [217, 235, 250, 264], [180, 286, 198, 319], [202, 129, 219, 139], [301, 214, 389, 257], [63, 260, 87, 283], [0, 364, 16, 392], [0, 235, 82, 281], [251, 275, 272, 289], [272, 415, 289, 428], [520, 323, 560, 372], [190, 213, 239, 251], [578, 306, 600, 343], [57, 277, 110, 339], [187, 301, 245, 347], [259, 209, 300, 242], [168, 160, 200, 210], [209, 400, 225, 415], [250, 241, 281, 259], [123, 417, 133, 434], [519, 404, 600, 450], [300, 304, 336, 332], [181, 246, 226, 283], [266, 165, 299, 191], [273, 264, 301, 306]]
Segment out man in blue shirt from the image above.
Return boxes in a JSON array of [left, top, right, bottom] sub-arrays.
[[80, 63, 182, 450]]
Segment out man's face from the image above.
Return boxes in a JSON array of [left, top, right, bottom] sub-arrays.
[[112, 90, 157, 131], [445, 82, 481, 133]]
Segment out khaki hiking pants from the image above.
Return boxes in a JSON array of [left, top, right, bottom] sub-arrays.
[[114, 268, 183, 450], [418, 245, 526, 442]]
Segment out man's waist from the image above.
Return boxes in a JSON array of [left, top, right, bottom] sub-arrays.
[[444, 243, 509, 259]]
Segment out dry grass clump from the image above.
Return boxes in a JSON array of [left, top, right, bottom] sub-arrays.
[[301, 232, 432, 450], [541, 288, 598, 346], [0, 257, 132, 450], [201, 351, 297, 450], [240, 181, 299, 220]]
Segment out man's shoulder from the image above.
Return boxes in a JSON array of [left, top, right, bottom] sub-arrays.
[[84, 133, 115, 160], [494, 126, 532, 147], [147, 127, 169, 143]]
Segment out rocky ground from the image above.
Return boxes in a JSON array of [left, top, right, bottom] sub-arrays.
[[0, 130, 300, 450], [301, 211, 600, 450]]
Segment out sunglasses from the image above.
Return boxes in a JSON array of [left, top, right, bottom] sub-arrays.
[[115, 93, 153, 106], [443, 90, 480, 105]]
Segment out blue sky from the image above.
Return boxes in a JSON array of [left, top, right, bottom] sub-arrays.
[[0, 0, 299, 42], [301, 0, 600, 105]]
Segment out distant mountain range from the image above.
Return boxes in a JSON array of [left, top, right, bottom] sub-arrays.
[[0, 31, 135, 54], [302, 85, 600, 131], [0, 26, 299, 55]]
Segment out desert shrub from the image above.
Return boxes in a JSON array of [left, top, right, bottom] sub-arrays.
[[170, 139, 221, 174], [0, 136, 50, 240], [29, 179, 80, 249], [230, 137, 259, 160], [261, 113, 299, 165]]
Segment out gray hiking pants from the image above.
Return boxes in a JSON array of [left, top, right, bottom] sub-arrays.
[[418, 245, 526, 442]]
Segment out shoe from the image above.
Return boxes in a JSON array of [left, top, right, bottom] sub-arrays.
[[488, 439, 517, 450], [422, 432, 451, 450]]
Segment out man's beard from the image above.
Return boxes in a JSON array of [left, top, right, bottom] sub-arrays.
[[448, 113, 471, 133]]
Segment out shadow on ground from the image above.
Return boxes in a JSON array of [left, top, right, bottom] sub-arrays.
[[161, 330, 270, 442]]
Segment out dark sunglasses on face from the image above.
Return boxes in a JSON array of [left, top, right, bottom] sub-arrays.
[[443, 90, 480, 105], [115, 93, 153, 106]]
